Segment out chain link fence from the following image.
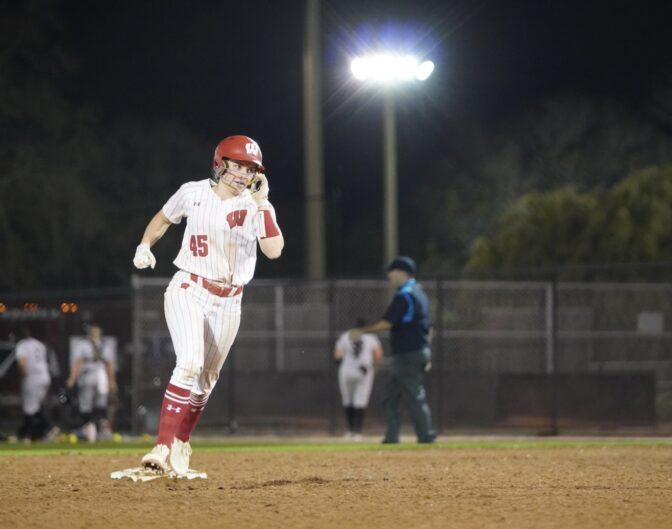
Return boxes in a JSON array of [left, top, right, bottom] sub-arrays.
[[129, 277, 670, 434], [0, 275, 669, 435]]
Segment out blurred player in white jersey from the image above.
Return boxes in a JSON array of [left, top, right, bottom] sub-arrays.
[[16, 327, 59, 441], [66, 324, 117, 442], [334, 318, 383, 439], [133, 135, 283, 475]]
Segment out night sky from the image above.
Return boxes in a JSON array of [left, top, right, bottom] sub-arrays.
[[58, 0, 672, 275]]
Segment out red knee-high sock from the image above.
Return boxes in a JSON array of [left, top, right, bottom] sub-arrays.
[[175, 394, 208, 442], [156, 383, 191, 447]]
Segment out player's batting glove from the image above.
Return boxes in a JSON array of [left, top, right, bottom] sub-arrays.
[[250, 173, 271, 210], [133, 243, 156, 269]]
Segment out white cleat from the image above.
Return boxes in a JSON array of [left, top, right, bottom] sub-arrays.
[[169, 438, 192, 477], [44, 426, 61, 442], [82, 422, 97, 443], [141, 444, 170, 472]]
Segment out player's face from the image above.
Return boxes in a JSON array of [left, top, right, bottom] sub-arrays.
[[88, 325, 102, 341], [387, 269, 409, 287], [220, 159, 257, 194]]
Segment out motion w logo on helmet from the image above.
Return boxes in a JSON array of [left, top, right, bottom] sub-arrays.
[[227, 209, 248, 229], [245, 142, 260, 157]]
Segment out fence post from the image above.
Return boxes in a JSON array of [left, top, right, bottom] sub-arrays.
[[545, 281, 555, 376], [227, 344, 237, 433], [544, 274, 559, 435], [327, 280, 337, 435], [435, 279, 445, 432], [274, 284, 285, 372], [130, 275, 142, 436]]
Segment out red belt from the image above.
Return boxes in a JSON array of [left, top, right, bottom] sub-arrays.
[[190, 274, 243, 298]]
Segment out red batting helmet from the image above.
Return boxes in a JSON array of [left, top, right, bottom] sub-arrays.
[[213, 135, 265, 172]]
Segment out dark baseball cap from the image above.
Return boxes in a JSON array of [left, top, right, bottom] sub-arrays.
[[386, 256, 417, 276]]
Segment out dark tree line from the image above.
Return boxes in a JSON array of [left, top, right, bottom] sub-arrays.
[[3, 3, 672, 290], [0, 4, 226, 289], [466, 165, 672, 276], [414, 96, 672, 275]]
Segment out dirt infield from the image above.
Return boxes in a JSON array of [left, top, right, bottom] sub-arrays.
[[1, 443, 671, 529]]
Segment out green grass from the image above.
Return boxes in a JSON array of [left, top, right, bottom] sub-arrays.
[[1, 437, 671, 457]]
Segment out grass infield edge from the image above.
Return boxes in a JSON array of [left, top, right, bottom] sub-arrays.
[[1, 438, 671, 457]]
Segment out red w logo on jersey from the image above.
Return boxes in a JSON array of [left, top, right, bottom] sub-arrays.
[[226, 209, 248, 229]]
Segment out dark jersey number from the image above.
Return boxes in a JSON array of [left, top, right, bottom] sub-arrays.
[[353, 339, 363, 358]]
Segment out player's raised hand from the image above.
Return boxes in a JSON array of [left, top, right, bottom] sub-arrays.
[[250, 172, 270, 208], [133, 243, 156, 269]]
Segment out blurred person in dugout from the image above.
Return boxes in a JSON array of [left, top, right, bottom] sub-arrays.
[[66, 324, 118, 442], [16, 327, 60, 441], [333, 318, 383, 439], [349, 256, 437, 444]]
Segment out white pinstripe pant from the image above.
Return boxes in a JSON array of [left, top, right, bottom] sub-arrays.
[[21, 377, 50, 415], [164, 270, 242, 397]]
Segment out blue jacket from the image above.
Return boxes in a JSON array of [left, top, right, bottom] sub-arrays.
[[382, 279, 431, 354]]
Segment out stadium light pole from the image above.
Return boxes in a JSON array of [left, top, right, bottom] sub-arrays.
[[303, 0, 326, 280], [351, 54, 435, 266], [382, 90, 398, 267]]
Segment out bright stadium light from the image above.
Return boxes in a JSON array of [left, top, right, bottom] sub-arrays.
[[415, 60, 435, 81], [350, 57, 370, 80], [397, 55, 418, 80], [350, 54, 435, 83]]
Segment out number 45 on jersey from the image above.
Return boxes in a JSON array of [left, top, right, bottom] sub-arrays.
[[188, 210, 248, 257], [190, 235, 208, 256]]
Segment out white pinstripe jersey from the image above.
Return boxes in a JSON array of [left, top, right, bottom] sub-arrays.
[[162, 179, 277, 285]]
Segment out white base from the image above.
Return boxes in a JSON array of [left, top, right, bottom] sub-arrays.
[[110, 467, 207, 482]]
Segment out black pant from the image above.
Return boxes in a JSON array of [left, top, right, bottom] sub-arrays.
[[383, 349, 436, 443], [18, 411, 53, 440]]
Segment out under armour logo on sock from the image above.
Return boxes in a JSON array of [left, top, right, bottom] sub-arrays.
[[166, 404, 182, 413]]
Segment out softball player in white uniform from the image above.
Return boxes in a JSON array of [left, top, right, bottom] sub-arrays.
[[16, 331, 56, 440], [133, 135, 283, 475], [66, 325, 117, 442], [334, 320, 383, 438]]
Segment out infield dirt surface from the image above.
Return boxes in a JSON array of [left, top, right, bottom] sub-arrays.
[[1, 440, 671, 529]]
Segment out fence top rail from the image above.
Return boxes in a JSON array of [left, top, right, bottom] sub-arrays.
[[558, 281, 672, 292], [0, 286, 132, 300], [131, 275, 171, 288], [440, 280, 549, 290], [130, 275, 672, 292], [131, 277, 551, 290], [132, 276, 337, 289]]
